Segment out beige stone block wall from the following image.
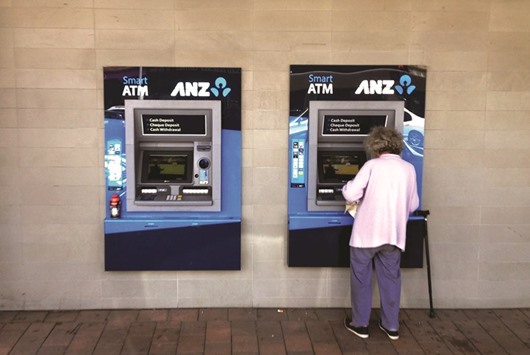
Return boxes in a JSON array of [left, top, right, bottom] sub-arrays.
[[0, 0, 528, 310]]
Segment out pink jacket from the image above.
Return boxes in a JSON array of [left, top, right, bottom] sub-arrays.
[[342, 154, 419, 251]]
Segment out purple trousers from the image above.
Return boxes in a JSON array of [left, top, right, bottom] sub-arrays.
[[350, 244, 401, 331]]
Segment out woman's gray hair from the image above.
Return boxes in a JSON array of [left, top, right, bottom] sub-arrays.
[[364, 126, 404, 155]]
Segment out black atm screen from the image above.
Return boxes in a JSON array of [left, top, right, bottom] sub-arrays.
[[317, 151, 366, 183], [140, 151, 193, 183], [142, 114, 206, 135], [322, 115, 387, 136]]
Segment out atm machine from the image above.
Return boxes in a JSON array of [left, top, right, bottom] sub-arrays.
[[288, 65, 427, 267], [103, 66, 242, 271]]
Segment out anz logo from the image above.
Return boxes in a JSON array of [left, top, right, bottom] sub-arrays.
[[170, 77, 232, 98], [355, 74, 416, 96]]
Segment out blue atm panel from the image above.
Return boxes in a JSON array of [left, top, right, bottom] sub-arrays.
[[104, 220, 240, 271], [288, 65, 427, 267], [103, 67, 242, 271]]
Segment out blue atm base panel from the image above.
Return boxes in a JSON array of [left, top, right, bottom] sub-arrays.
[[288, 218, 425, 268], [104, 221, 241, 271]]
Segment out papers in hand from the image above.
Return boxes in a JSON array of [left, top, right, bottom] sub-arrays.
[[344, 201, 361, 218]]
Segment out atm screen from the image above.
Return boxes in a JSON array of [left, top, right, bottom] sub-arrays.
[[141, 114, 207, 136], [140, 151, 193, 183], [317, 151, 366, 183], [321, 115, 387, 136]]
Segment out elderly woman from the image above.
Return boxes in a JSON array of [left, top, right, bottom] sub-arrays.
[[342, 126, 419, 340]]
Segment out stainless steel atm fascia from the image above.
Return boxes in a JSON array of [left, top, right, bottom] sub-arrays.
[[307, 100, 405, 212], [125, 99, 221, 212]]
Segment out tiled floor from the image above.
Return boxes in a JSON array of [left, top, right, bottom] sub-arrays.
[[0, 308, 528, 354]]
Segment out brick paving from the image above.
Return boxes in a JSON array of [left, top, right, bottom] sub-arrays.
[[0, 308, 528, 354]]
